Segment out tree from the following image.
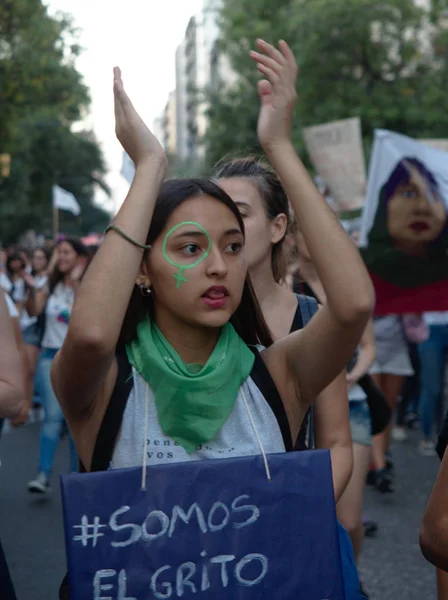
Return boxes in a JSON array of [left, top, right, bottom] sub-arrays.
[[0, 0, 110, 245], [204, 0, 448, 168]]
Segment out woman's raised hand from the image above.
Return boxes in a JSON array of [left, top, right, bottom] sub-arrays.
[[249, 39, 298, 152], [113, 67, 166, 167]]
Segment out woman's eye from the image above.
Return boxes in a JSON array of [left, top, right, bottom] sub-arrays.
[[401, 189, 417, 199], [226, 242, 243, 254], [182, 244, 201, 256]]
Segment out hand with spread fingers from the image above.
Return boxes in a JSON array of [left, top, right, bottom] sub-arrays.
[[113, 66, 166, 167], [249, 39, 298, 152]]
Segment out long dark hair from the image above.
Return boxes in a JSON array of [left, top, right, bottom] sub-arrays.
[[31, 247, 50, 276], [118, 178, 273, 348], [213, 156, 290, 283], [48, 238, 90, 295], [6, 252, 25, 278]]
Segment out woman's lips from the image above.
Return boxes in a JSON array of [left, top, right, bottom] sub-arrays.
[[201, 286, 229, 309], [201, 296, 228, 309], [409, 221, 430, 233]]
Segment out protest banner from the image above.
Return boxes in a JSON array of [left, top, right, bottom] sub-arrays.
[[360, 129, 448, 314], [303, 117, 366, 212], [61, 450, 345, 599]]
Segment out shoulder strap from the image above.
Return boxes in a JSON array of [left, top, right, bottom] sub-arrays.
[[292, 294, 319, 450], [290, 301, 304, 331], [294, 294, 319, 329], [249, 346, 293, 452], [80, 350, 134, 473]]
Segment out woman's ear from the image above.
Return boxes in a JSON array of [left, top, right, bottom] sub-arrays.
[[270, 213, 288, 244], [135, 261, 152, 288]]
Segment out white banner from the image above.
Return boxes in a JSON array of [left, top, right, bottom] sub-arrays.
[[120, 151, 135, 185], [303, 117, 366, 212], [52, 186, 81, 216]]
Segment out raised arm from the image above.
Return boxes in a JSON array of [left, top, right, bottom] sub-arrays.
[[0, 292, 25, 420], [52, 67, 167, 420], [252, 40, 374, 405]]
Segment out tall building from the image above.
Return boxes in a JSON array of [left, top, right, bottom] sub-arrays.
[[175, 40, 188, 162], [163, 91, 177, 156], [184, 16, 199, 160], [152, 114, 164, 148], [174, 0, 229, 163]]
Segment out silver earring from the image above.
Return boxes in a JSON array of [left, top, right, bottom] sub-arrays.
[[139, 284, 152, 297]]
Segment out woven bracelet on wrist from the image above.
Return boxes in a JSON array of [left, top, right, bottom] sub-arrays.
[[104, 225, 152, 250]]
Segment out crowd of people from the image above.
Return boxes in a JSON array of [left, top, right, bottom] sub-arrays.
[[0, 39, 447, 600]]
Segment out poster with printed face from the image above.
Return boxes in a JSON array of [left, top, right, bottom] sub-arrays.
[[60, 451, 345, 600], [303, 117, 366, 212], [359, 129, 448, 315]]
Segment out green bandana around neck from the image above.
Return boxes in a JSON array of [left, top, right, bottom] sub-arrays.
[[126, 319, 255, 454]]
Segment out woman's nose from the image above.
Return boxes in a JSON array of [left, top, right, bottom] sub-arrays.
[[205, 247, 228, 277]]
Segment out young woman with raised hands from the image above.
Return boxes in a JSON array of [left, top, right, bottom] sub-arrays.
[[214, 157, 353, 502], [51, 41, 373, 488], [26, 238, 89, 494]]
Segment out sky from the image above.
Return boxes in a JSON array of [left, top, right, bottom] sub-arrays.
[[45, 0, 203, 213]]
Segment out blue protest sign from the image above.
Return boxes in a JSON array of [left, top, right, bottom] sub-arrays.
[[60, 450, 345, 599]]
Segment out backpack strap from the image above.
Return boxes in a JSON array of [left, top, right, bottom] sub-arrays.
[[249, 346, 293, 452], [80, 349, 134, 473], [292, 295, 319, 450], [290, 300, 304, 331]]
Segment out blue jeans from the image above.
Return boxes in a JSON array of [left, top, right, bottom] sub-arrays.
[[37, 349, 78, 477], [418, 325, 448, 440]]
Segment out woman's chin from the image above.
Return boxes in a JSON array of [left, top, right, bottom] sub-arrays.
[[392, 238, 428, 258]]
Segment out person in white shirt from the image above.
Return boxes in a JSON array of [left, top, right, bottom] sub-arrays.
[[26, 238, 89, 494], [6, 252, 27, 315], [21, 248, 51, 406]]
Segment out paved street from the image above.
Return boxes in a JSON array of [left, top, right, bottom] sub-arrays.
[[0, 423, 441, 599]]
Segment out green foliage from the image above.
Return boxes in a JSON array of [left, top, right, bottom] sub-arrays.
[[0, 0, 110, 245], [204, 0, 448, 169]]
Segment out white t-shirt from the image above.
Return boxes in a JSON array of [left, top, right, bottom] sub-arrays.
[[10, 277, 26, 303], [41, 283, 75, 350], [4, 292, 18, 318], [0, 272, 12, 293]]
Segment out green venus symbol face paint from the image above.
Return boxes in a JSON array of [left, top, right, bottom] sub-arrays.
[[162, 221, 212, 289]]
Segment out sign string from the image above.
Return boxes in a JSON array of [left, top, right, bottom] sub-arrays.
[[141, 383, 150, 490], [241, 385, 272, 482], [139, 381, 272, 487]]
